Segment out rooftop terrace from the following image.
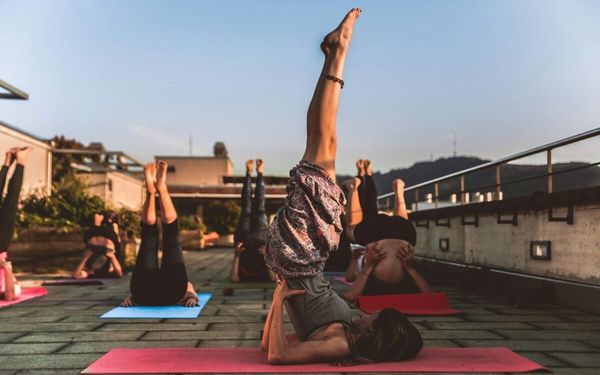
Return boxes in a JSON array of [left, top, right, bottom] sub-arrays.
[[1, 249, 599, 374]]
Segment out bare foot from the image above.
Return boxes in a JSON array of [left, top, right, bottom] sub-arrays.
[[143, 163, 157, 194], [3, 149, 14, 166], [156, 160, 168, 192], [356, 159, 364, 176], [343, 177, 361, 192], [256, 159, 263, 174], [393, 179, 405, 193], [245, 159, 254, 174], [321, 8, 362, 56], [15, 147, 31, 165], [364, 159, 372, 176]]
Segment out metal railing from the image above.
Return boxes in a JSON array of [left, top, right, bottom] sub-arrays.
[[377, 127, 600, 211]]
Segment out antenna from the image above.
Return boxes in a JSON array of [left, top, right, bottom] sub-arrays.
[[452, 130, 457, 157]]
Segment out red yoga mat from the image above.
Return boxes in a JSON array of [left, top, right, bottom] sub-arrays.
[[82, 347, 545, 374], [358, 292, 462, 316], [333, 275, 353, 285], [0, 287, 48, 308]]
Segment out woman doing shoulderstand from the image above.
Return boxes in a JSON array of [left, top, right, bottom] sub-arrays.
[[261, 9, 423, 365]]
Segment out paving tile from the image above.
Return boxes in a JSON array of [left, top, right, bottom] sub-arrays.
[[96, 323, 209, 331], [0, 343, 67, 355], [417, 322, 535, 330], [59, 340, 199, 353], [420, 330, 504, 340], [497, 329, 600, 340], [0, 333, 25, 343], [0, 323, 101, 333], [14, 331, 144, 343], [0, 354, 100, 370], [142, 330, 260, 340], [455, 339, 596, 352], [197, 339, 261, 347], [529, 322, 600, 330], [464, 314, 565, 322], [550, 352, 600, 367]]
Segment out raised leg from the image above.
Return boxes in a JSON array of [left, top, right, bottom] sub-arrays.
[[142, 163, 157, 225], [155, 160, 177, 224], [301, 8, 361, 179], [250, 159, 268, 237], [234, 160, 253, 245], [361, 160, 379, 221], [0, 147, 29, 252], [393, 179, 408, 219], [342, 177, 362, 242]]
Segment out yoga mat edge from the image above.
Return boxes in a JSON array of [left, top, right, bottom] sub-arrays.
[[100, 292, 212, 319]]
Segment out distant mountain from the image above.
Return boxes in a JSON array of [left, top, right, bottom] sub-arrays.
[[338, 156, 600, 204]]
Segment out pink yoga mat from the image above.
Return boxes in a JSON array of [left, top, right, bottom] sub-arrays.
[[333, 275, 353, 285], [82, 347, 545, 374], [358, 292, 462, 316], [0, 287, 48, 307]]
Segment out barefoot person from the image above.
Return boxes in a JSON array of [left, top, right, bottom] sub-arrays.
[[121, 162, 198, 307], [343, 175, 432, 302], [230, 159, 275, 283], [73, 212, 123, 280], [0, 147, 30, 301], [262, 9, 423, 365]]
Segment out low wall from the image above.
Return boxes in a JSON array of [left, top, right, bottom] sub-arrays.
[[410, 187, 600, 285]]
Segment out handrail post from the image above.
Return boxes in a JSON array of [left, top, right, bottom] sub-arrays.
[[547, 149, 553, 194], [496, 165, 501, 200], [460, 175, 465, 204], [434, 183, 439, 208], [415, 189, 419, 211]]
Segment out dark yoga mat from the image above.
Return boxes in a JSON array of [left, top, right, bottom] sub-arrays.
[[42, 278, 114, 286], [82, 347, 546, 373]]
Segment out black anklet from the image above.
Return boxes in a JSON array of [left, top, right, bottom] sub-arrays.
[[322, 74, 344, 89]]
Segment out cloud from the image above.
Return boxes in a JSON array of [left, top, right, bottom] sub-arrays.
[[129, 126, 187, 152]]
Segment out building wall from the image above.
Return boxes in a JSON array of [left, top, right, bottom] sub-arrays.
[[0, 125, 51, 196], [156, 157, 233, 186], [414, 204, 600, 284], [79, 171, 144, 210]]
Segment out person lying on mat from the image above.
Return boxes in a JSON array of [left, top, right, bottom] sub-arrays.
[[230, 159, 276, 283], [262, 9, 422, 365], [73, 212, 123, 280], [342, 176, 432, 302], [120, 161, 198, 307], [0, 147, 30, 301]]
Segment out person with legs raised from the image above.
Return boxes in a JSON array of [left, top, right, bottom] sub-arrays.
[[261, 9, 423, 365], [0, 147, 30, 301], [343, 174, 432, 302], [121, 161, 197, 307]]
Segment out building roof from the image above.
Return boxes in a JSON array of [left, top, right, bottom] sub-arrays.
[[0, 119, 51, 149]]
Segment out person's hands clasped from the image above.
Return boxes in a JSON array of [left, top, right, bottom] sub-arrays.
[[273, 276, 305, 301], [396, 242, 415, 270], [364, 245, 385, 268]]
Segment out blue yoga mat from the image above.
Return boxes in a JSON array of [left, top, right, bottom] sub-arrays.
[[101, 292, 212, 319]]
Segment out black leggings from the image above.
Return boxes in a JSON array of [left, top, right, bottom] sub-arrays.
[[358, 174, 378, 221], [234, 172, 268, 244], [130, 220, 188, 305], [0, 165, 23, 251]]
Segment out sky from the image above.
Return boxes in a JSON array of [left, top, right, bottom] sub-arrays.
[[1, 0, 600, 175]]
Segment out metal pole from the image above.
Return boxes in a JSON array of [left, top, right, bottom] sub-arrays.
[[415, 189, 419, 211], [547, 149, 553, 194], [434, 183, 439, 208], [496, 165, 501, 200], [460, 175, 465, 204]]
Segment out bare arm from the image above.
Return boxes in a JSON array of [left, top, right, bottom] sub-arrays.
[[343, 246, 384, 303], [267, 281, 348, 364], [230, 243, 243, 283], [73, 250, 93, 279], [106, 252, 123, 278], [345, 248, 364, 282], [343, 178, 362, 242], [405, 263, 433, 293]]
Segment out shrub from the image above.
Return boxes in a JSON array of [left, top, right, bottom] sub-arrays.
[[203, 201, 240, 235]]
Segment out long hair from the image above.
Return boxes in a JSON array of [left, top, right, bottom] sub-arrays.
[[341, 308, 423, 365]]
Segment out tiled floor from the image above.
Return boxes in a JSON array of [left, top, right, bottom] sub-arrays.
[[1, 248, 599, 374]]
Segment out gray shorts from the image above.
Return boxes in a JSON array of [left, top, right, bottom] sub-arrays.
[[285, 274, 352, 341]]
